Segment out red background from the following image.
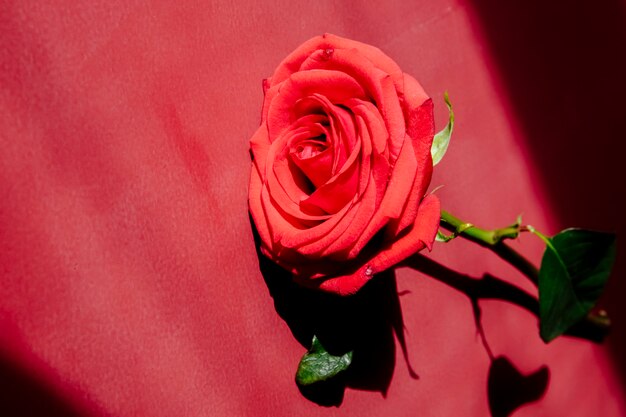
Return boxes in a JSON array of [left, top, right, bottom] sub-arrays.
[[1, 1, 625, 416]]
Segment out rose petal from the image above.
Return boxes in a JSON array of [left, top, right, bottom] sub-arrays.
[[387, 98, 435, 237], [378, 75, 406, 162], [346, 99, 388, 157], [344, 132, 419, 259], [266, 70, 367, 138], [320, 34, 404, 88], [316, 194, 440, 295], [277, 198, 353, 249], [313, 118, 389, 260], [298, 48, 405, 161], [270, 34, 403, 87], [289, 140, 333, 189], [299, 48, 389, 111], [400, 73, 430, 124], [294, 195, 362, 257], [249, 167, 272, 252], [293, 94, 359, 175], [299, 138, 361, 214], [266, 131, 330, 222], [250, 125, 271, 177]]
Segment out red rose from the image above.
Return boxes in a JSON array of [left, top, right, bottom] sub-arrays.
[[249, 34, 440, 296]]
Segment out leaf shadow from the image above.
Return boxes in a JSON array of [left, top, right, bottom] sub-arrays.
[[251, 219, 416, 407], [488, 356, 549, 417]]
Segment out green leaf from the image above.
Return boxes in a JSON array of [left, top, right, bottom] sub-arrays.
[[431, 92, 454, 166], [435, 220, 474, 244], [295, 336, 353, 386], [436, 230, 455, 243], [538, 228, 616, 342]]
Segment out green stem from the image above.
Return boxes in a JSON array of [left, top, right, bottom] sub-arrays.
[[440, 210, 538, 284], [440, 210, 522, 246], [439, 210, 610, 342]]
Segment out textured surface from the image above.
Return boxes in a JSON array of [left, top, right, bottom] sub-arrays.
[[1, 1, 625, 416]]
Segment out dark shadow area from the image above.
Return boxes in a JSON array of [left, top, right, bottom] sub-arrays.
[[463, 0, 626, 381], [0, 354, 86, 417], [252, 220, 418, 406], [488, 356, 549, 417], [259, 250, 400, 405]]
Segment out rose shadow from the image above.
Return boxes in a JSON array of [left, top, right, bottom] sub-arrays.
[[257, 252, 398, 406], [251, 219, 415, 406]]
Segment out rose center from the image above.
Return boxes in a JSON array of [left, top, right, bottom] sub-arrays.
[[288, 134, 333, 191], [294, 136, 327, 159]]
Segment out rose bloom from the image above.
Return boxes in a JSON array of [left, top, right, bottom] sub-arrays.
[[249, 34, 440, 296]]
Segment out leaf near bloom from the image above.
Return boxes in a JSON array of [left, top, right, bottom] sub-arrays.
[[431, 92, 454, 166], [435, 220, 473, 244], [538, 228, 617, 342], [436, 230, 456, 243], [295, 336, 353, 386]]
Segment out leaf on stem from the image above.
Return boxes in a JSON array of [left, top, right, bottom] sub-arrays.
[[296, 336, 353, 386], [436, 230, 456, 243], [435, 219, 474, 244], [431, 92, 454, 166], [538, 228, 616, 342]]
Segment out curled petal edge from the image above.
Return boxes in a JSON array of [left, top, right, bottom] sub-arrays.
[[311, 194, 440, 296]]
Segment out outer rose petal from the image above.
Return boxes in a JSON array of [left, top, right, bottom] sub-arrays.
[[249, 167, 272, 254], [270, 34, 404, 90], [387, 99, 435, 238], [316, 194, 441, 295], [400, 73, 430, 121]]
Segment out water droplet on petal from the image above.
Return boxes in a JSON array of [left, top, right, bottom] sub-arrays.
[[322, 48, 334, 61], [364, 266, 374, 277]]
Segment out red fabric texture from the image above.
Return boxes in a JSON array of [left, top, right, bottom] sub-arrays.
[[1, 1, 625, 416]]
